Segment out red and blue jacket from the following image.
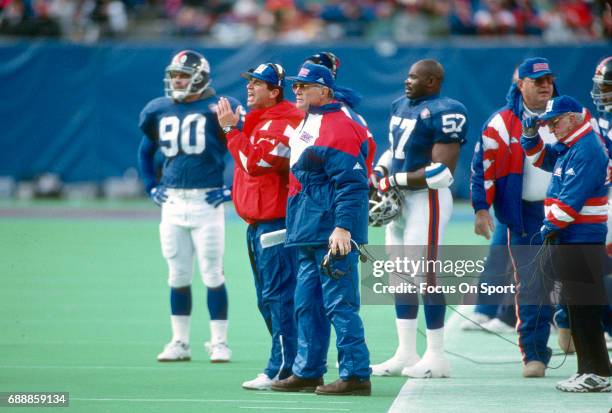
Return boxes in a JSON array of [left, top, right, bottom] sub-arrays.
[[226, 100, 304, 224], [521, 119, 608, 244], [470, 84, 552, 234], [521, 120, 608, 243], [286, 102, 371, 247]]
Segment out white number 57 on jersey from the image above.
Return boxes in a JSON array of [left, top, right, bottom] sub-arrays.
[[441, 113, 466, 134]]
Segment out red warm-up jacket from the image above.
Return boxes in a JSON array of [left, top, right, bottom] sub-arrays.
[[227, 100, 304, 224]]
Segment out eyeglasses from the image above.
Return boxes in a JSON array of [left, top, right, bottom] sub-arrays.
[[292, 83, 322, 92]]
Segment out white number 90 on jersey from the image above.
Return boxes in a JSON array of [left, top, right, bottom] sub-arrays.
[[159, 114, 207, 156]]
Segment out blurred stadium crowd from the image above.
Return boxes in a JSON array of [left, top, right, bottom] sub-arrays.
[[0, 0, 610, 43]]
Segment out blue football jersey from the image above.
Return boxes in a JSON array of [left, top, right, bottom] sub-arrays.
[[139, 94, 243, 189], [388, 94, 468, 175], [596, 111, 612, 144]]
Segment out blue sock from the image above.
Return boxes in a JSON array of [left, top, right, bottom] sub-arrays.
[[170, 286, 192, 315], [394, 292, 418, 319], [207, 284, 228, 320], [423, 293, 446, 329]]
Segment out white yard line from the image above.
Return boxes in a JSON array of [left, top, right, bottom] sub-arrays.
[[70, 397, 348, 405], [239, 407, 350, 411], [0, 364, 257, 371], [253, 393, 351, 402]]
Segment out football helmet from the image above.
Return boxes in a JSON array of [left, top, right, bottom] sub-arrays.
[[591, 56, 612, 113], [368, 188, 403, 227], [304, 52, 340, 79], [164, 50, 211, 102]]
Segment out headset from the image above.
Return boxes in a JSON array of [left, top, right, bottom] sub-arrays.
[[266, 63, 285, 87]]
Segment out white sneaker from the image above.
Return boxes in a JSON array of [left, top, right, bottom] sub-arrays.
[[371, 353, 421, 377], [555, 373, 611, 393], [481, 318, 515, 334], [460, 312, 491, 331], [555, 373, 581, 388], [401, 351, 450, 378], [205, 341, 231, 363], [157, 340, 191, 362], [242, 373, 273, 390]]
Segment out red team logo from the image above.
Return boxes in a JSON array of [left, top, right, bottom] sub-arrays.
[[532, 62, 549, 72]]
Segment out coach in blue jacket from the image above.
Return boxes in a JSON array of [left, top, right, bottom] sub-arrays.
[[521, 95, 611, 393], [270, 63, 372, 396]]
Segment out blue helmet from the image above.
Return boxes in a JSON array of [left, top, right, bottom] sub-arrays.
[[164, 50, 211, 101], [304, 52, 340, 79]]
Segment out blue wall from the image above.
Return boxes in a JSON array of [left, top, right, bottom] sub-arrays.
[[0, 41, 609, 198]]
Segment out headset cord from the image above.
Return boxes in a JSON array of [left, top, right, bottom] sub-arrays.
[[354, 242, 570, 367]]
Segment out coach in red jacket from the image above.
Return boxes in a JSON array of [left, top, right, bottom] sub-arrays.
[[216, 63, 304, 391]]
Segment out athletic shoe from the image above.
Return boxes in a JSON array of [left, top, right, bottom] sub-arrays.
[[481, 318, 515, 334], [315, 378, 371, 396], [401, 352, 450, 378], [556, 373, 611, 393], [157, 340, 191, 362], [460, 312, 491, 331], [205, 341, 231, 363], [242, 374, 273, 390], [557, 328, 575, 353], [371, 353, 421, 377], [522, 360, 545, 378], [555, 373, 581, 388]]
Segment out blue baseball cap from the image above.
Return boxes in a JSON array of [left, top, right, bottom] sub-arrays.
[[518, 57, 555, 79], [539, 95, 583, 121], [287, 63, 335, 89], [240, 63, 285, 88]]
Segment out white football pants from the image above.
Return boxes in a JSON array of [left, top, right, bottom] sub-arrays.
[[159, 188, 225, 289], [385, 188, 453, 284]]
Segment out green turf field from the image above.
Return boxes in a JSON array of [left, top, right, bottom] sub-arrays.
[[1, 201, 610, 412]]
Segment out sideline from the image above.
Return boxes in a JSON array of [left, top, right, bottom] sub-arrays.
[[387, 305, 467, 412]]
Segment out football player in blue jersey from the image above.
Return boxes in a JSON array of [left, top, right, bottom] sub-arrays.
[[370, 59, 468, 378], [137, 50, 243, 363]]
